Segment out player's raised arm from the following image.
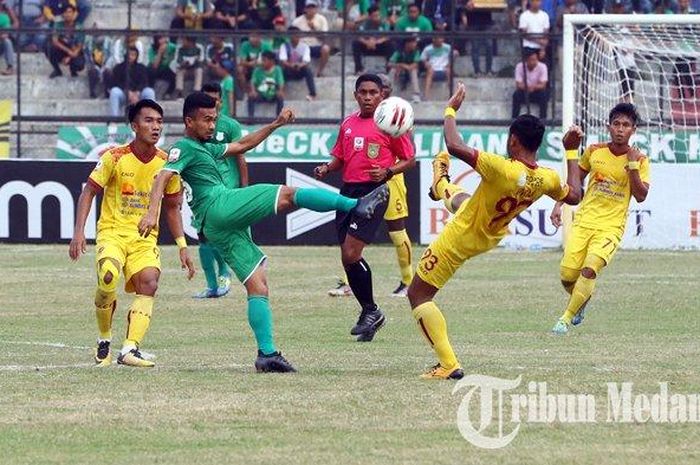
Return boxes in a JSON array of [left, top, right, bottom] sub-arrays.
[[224, 108, 295, 157], [626, 146, 649, 202], [443, 82, 479, 168], [69, 181, 101, 260], [138, 170, 175, 238]]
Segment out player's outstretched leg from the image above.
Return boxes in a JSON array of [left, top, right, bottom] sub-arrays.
[[552, 255, 605, 335], [245, 265, 296, 373], [428, 151, 468, 213], [286, 185, 389, 219], [94, 257, 120, 366], [387, 220, 412, 298], [407, 274, 463, 380]]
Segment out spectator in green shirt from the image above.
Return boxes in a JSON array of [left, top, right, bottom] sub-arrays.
[[148, 35, 177, 98], [387, 36, 421, 103], [0, 0, 17, 75], [47, 5, 85, 78], [378, 0, 409, 28], [351, 6, 393, 74], [175, 35, 205, 97], [248, 50, 284, 118], [237, 32, 273, 100], [335, 0, 370, 30], [395, 3, 433, 33]]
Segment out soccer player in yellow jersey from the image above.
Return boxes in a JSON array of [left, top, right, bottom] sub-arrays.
[[69, 99, 195, 368], [406, 82, 583, 379], [550, 103, 650, 335]]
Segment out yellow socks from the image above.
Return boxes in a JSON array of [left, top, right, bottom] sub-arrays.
[[561, 276, 596, 324], [388, 229, 413, 286], [94, 289, 116, 340], [412, 302, 459, 369], [124, 295, 154, 348], [435, 178, 465, 213]]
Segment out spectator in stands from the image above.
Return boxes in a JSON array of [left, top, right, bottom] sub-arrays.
[[148, 35, 177, 99], [279, 25, 317, 101], [556, 0, 589, 33], [395, 3, 433, 33], [170, 0, 216, 36], [206, 35, 236, 111], [271, 15, 290, 52], [108, 46, 155, 117], [512, 49, 548, 119], [519, 0, 549, 60], [85, 27, 113, 98], [248, 0, 283, 29], [422, 0, 454, 31], [378, 0, 408, 28], [9, 0, 47, 52], [466, 0, 494, 75], [508, 0, 526, 30], [248, 49, 284, 117], [335, 0, 370, 30], [652, 0, 676, 12], [108, 32, 148, 68], [0, 0, 17, 75], [47, 5, 84, 78], [677, 0, 697, 12], [237, 32, 273, 99], [213, 0, 251, 29], [387, 36, 421, 103], [175, 36, 205, 97], [352, 5, 392, 74], [421, 36, 452, 100], [291, 0, 331, 77], [43, 0, 91, 25]]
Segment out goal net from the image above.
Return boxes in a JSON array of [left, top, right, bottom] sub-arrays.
[[562, 14, 700, 249]]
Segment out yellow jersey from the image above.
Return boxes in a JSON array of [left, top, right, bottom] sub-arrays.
[[88, 143, 181, 241], [574, 143, 651, 235], [453, 151, 569, 249]]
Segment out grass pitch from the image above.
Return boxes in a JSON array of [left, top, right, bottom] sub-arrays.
[[1, 244, 699, 465]]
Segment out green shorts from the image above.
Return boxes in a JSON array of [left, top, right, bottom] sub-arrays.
[[202, 184, 281, 283]]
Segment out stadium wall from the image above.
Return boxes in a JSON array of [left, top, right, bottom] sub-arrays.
[[1, 159, 697, 249]]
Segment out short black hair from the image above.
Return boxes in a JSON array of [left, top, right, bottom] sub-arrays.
[[408, 3, 420, 10], [523, 48, 539, 59], [368, 5, 379, 14], [128, 99, 163, 123], [609, 102, 639, 125], [355, 73, 383, 91], [127, 45, 139, 59], [261, 50, 277, 61], [288, 25, 300, 32], [202, 81, 222, 95], [509, 114, 545, 152], [183, 92, 217, 120]]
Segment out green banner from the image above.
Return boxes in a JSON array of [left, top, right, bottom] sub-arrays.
[[56, 125, 699, 162]]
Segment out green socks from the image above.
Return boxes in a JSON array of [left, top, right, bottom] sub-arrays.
[[294, 188, 357, 212], [198, 243, 219, 290], [247, 295, 277, 355]]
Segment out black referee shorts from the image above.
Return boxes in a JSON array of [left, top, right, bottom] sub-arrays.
[[336, 182, 388, 245]]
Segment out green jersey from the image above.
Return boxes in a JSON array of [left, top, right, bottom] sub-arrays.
[[164, 137, 228, 223], [212, 114, 244, 189], [220, 74, 234, 117]]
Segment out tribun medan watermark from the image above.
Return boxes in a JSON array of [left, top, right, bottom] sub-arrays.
[[453, 374, 700, 449]]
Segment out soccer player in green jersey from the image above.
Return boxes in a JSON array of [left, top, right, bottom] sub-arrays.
[[190, 82, 249, 299], [138, 92, 389, 373]]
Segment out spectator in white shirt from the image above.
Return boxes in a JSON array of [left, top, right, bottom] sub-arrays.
[[291, 0, 331, 76], [518, 0, 549, 60], [279, 25, 317, 101], [420, 36, 452, 100]]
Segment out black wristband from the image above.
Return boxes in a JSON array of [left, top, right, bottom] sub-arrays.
[[385, 167, 394, 179]]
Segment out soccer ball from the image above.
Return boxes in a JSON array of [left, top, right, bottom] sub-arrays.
[[374, 96, 415, 137]]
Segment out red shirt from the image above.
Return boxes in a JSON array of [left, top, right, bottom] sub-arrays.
[[331, 111, 415, 183]]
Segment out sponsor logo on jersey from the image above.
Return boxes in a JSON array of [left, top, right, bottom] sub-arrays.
[[354, 137, 364, 151], [168, 148, 181, 162]]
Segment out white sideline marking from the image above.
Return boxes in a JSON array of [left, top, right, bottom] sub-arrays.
[[0, 362, 97, 371], [0, 340, 91, 350]]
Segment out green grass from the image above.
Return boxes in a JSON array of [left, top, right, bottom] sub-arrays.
[[1, 244, 699, 465]]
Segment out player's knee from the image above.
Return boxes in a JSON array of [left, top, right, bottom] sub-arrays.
[[581, 267, 597, 279], [139, 277, 159, 296], [560, 266, 580, 284], [277, 186, 296, 213], [97, 260, 119, 293], [341, 247, 362, 265]]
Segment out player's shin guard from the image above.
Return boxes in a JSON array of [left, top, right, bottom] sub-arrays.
[[412, 302, 459, 369], [198, 243, 219, 290], [388, 230, 413, 286], [124, 295, 154, 348], [561, 256, 604, 324], [94, 289, 117, 341], [436, 179, 466, 214], [247, 295, 277, 355], [344, 258, 375, 309], [293, 188, 357, 212]]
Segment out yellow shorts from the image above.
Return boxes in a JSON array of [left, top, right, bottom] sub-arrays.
[[96, 234, 161, 293], [384, 173, 408, 221], [561, 225, 621, 270], [416, 203, 499, 289]]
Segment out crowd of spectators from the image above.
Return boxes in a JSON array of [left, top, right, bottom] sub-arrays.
[[0, 0, 697, 118]]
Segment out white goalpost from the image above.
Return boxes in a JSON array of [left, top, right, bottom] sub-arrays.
[[561, 14, 700, 249]]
